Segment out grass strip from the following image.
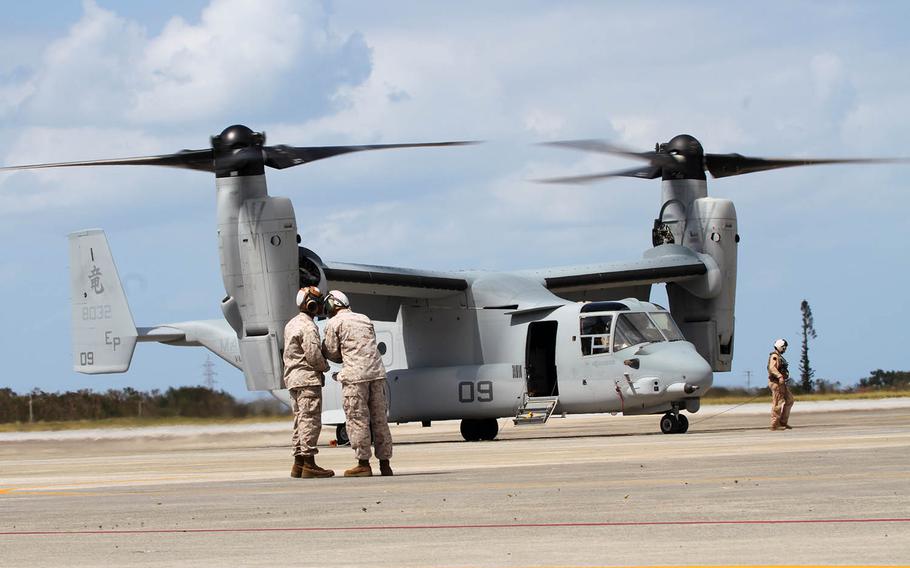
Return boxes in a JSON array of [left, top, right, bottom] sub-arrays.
[[702, 390, 910, 405], [0, 414, 290, 433]]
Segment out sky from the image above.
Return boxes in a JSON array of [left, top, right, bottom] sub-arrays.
[[1, 0, 908, 399]]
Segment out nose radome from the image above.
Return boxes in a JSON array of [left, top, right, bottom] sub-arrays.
[[638, 341, 713, 390], [687, 355, 714, 391]]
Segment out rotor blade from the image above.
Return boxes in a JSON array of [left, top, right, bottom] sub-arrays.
[[535, 165, 662, 184], [705, 153, 910, 179], [540, 139, 675, 167], [263, 141, 479, 170], [0, 149, 215, 173]]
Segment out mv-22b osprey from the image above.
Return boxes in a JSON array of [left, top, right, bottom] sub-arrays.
[[4, 126, 903, 441]]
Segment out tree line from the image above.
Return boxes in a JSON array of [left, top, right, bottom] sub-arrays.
[[707, 368, 910, 399], [0, 387, 289, 424]]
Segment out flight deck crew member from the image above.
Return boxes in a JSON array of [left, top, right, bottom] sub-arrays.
[[284, 286, 335, 478], [768, 338, 794, 431], [322, 290, 394, 477]]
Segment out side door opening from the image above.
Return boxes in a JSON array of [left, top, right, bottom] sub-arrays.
[[525, 320, 559, 397]]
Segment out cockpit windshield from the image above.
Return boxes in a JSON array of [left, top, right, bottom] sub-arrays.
[[649, 312, 685, 341], [578, 309, 686, 356], [613, 312, 665, 351]]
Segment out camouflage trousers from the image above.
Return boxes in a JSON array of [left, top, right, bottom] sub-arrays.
[[290, 386, 323, 456], [769, 381, 794, 428], [341, 379, 393, 461]]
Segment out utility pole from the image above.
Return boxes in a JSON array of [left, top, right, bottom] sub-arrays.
[[28, 393, 34, 423], [202, 355, 218, 391], [745, 370, 752, 391]]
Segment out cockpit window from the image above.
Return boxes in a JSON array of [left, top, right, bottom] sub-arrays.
[[613, 313, 664, 351], [649, 312, 685, 341], [580, 314, 612, 356]]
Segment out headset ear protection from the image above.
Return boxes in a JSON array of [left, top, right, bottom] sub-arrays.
[[323, 290, 350, 314], [296, 286, 324, 315]]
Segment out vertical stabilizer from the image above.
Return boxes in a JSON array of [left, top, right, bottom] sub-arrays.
[[69, 229, 138, 373]]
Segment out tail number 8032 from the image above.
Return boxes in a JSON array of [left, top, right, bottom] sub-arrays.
[[458, 380, 493, 403]]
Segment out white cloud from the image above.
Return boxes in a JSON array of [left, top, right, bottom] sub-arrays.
[[130, 0, 306, 122], [0, 79, 35, 117], [4, 0, 371, 126], [523, 108, 567, 138], [810, 53, 847, 102], [20, 1, 145, 124]]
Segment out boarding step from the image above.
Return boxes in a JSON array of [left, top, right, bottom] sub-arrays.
[[513, 396, 559, 425]]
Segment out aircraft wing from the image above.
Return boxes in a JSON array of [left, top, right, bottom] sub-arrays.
[[322, 260, 469, 299], [515, 244, 708, 302]]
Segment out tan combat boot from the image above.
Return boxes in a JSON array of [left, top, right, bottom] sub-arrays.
[[291, 455, 304, 478], [344, 459, 372, 477], [301, 455, 335, 478], [379, 459, 394, 477]]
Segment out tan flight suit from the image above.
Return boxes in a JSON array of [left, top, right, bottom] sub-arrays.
[[323, 309, 393, 461], [284, 312, 330, 456], [768, 350, 794, 429]]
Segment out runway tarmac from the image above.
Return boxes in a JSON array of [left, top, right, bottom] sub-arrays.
[[1, 404, 909, 567]]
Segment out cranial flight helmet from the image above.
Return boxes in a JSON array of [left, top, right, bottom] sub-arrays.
[[324, 290, 350, 314], [296, 286, 324, 315], [774, 338, 788, 353]]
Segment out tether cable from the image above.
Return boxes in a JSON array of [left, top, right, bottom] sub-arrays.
[[689, 392, 767, 426]]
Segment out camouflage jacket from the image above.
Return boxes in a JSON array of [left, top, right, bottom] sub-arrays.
[[283, 312, 330, 389], [323, 309, 386, 384]]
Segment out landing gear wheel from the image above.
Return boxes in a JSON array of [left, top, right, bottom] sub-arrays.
[[335, 424, 350, 446], [659, 413, 678, 434], [460, 419, 498, 442], [675, 414, 689, 434], [460, 419, 481, 442], [479, 418, 499, 441]]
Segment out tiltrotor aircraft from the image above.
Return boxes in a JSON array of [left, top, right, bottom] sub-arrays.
[[3, 127, 904, 441]]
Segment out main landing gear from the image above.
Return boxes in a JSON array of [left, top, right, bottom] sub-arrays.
[[659, 411, 689, 434], [460, 418, 499, 441]]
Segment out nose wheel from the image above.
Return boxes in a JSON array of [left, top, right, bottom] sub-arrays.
[[659, 412, 689, 434]]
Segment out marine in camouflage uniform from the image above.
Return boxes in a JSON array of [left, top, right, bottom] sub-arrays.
[[768, 340, 794, 430], [283, 287, 334, 478], [323, 291, 393, 477]]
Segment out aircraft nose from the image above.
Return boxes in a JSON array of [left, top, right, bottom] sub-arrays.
[[635, 342, 713, 391], [685, 354, 714, 391]]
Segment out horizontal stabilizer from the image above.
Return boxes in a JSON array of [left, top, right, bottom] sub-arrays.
[[69, 229, 138, 373]]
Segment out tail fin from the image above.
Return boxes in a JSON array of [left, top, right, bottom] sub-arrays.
[[69, 229, 138, 373]]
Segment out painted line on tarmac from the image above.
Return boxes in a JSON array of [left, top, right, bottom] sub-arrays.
[[1, 517, 909, 536]]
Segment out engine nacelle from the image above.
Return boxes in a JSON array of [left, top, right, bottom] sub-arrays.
[[235, 197, 299, 336], [218, 192, 299, 390], [667, 197, 738, 371]]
